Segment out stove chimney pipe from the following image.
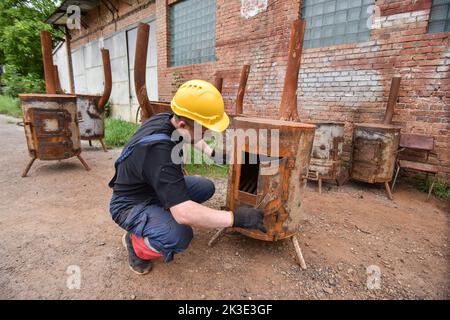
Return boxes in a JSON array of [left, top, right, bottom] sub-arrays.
[[98, 48, 112, 110], [383, 77, 401, 125], [279, 20, 306, 122], [236, 64, 250, 115], [40, 30, 57, 94], [134, 23, 153, 121]]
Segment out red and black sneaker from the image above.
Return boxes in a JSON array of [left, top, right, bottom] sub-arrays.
[[122, 232, 153, 275]]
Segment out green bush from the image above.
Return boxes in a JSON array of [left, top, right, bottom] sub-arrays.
[[0, 95, 21, 118], [2, 65, 44, 96], [418, 176, 450, 201], [104, 117, 139, 148]]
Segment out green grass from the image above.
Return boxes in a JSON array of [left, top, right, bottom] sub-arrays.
[[184, 163, 229, 178], [183, 137, 229, 178], [417, 176, 450, 201], [0, 95, 22, 118], [104, 117, 140, 148]]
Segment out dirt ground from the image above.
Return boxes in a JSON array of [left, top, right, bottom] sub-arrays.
[[0, 114, 448, 300]]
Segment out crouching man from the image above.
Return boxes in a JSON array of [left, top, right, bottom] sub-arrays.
[[109, 80, 265, 274]]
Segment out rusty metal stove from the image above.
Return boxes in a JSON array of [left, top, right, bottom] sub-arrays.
[[18, 31, 91, 177], [209, 20, 313, 269], [350, 123, 401, 198], [76, 48, 112, 151], [19, 94, 90, 177], [226, 117, 315, 241], [350, 77, 402, 199], [307, 122, 345, 192]]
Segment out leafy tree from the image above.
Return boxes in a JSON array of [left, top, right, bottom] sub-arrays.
[[0, 0, 61, 95]]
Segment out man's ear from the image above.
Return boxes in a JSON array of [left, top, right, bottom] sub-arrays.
[[178, 120, 186, 129]]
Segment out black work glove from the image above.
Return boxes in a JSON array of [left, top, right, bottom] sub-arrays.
[[233, 206, 267, 233], [211, 148, 230, 165]]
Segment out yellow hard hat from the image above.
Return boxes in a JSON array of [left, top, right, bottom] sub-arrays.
[[171, 80, 229, 132]]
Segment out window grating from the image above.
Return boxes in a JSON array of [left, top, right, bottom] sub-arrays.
[[302, 0, 374, 49], [428, 0, 450, 33], [170, 0, 216, 67]]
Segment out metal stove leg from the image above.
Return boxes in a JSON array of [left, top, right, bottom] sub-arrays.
[[385, 181, 393, 200], [427, 174, 436, 201], [292, 235, 307, 270], [77, 154, 91, 171], [99, 139, 108, 152], [392, 165, 400, 192], [208, 228, 226, 247], [88, 140, 92, 147], [22, 157, 36, 177]]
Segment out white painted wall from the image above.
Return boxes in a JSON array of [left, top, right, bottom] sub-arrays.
[[53, 19, 158, 123], [53, 42, 70, 93]]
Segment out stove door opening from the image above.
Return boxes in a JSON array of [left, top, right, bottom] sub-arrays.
[[238, 152, 259, 195], [238, 152, 283, 196]]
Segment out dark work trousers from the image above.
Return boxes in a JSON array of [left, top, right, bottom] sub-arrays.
[[110, 176, 215, 262]]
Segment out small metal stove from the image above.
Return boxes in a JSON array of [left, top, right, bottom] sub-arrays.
[[307, 122, 345, 192], [19, 94, 90, 177], [350, 77, 402, 199], [76, 49, 112, 151], [226, 116, 315, 241], [210, 20, 313, 269], [18, 30, 90, 177]]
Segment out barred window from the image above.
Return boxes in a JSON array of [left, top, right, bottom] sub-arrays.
[[428, 0, 450, 33], [170, 0, 216, 67], [302, 0, 374, 49]]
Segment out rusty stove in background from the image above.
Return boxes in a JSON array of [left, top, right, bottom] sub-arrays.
[[19, 31, 93, 177], [43, 31, 112, 151], [20, 94, 90, 177], [350, 77, 402, 200], [76, 48, 112, 151], [307, 122, 345, 193]]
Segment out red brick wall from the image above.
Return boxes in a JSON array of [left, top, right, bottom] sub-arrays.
[[67, 0, 450, 181], [156, 0, 301, 118], [297, 1, 449, 180]]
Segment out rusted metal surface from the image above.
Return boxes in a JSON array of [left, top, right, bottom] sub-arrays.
[[350, 123, 401, 184], [67, 48, 111, 150], [18, 94, 90, 176], [399, 133, 434, 151], [383, 77, 401, 125], [76, 94, 104, 140], [279, 20, 305, 121], [226, 116, 315, 241], [98, 48, 112, 110], [308, 122, 345, 182], [53, 65, 63, 94], [149, 101, 171, 114], [74, 49, 111, 146], [398, 160, 438, 174], [350, 76, 403, 199], [214, 65, 251, 115], [20, 94, 80, 160], [214, 76, 223, 93], [392, 134, 438, 200], [40, 31, 57, 94], [134, 23, 153, 122], [236, 64, 250, 115], [65, 27, 75, 94]]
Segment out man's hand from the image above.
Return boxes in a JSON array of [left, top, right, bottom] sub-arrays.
[[211, 149, 229, 165], [233, 206, 266, 232]]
